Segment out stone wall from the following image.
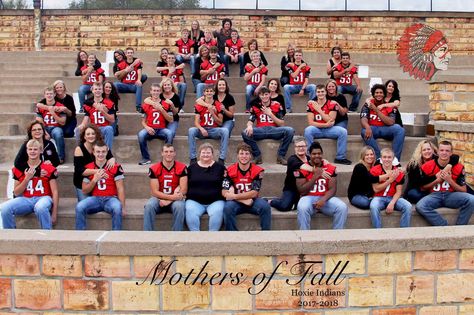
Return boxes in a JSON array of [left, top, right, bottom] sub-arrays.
[[1, 228, 474, 313], [1, 9, 474, 53], [430, 79, 474, 186]]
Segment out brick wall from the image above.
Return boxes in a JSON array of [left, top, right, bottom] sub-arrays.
[[1, 250, 474, 313], [1, 10, 474, 53], [430, 81, 474, 186]]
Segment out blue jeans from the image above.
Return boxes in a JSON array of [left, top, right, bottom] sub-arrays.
[[167, 121, 178, 140], [241, 126, 294, 158], [78, 84, 92, 110], [369, 196, 412, 228], [361, 125, 405, 160], [350, 195, 371, 210], [223, 198, 272, 231], [283, 84, 316, 111], [304, 125, 348, 160], [245, 84, 259, 110], [188, 127, 229, 160], [270, 190, 299, 212], [405, 188, 428, 204], [176, 82, 187, 109], [45, 126, 65, 161], [192, 78, 201, 93], [138, 128, 174, 160], [62, 118, 77, 138], [75, 187, 88, 202], [0, 196, 53, 229], [416, 192, 474, 226], [335, 119, 348, 129], [143, 197, 185, 231], [176, 55, 195, 76], [280, 77, 289, 87], [114, 74, 148, 109], [74, 125, 114, 150], [297, 195, 348, 230], [224, 54, 244, 76], [185, 199, 224, 231], [75, 196, 122, 230], [196, 83, 207, 98], [337, 85, 362, 111], [222, 119, 235, 136]]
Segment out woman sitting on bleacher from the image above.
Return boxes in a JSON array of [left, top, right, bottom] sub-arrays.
[[75, 50, 101, 77], [268, 78, 286, 115], [78, 54, 105, 113], [243, 39, 268, 68], [15, 121, 60, 170], [103, 81, 120, 136], [73, 124, 115, 201], [280, 43, 296, 87], [159, 78, 181, 138], [365, 80, 403, 126], [326, 79, 349, 129]]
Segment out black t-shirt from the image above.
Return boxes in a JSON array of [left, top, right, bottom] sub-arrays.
[[75, 59, 102, 76], [282, 154, 307, 191], [73, 143, 114, 188], [214, 93, 235, 122], [40, 94, 76, 124], [347, 163, 379, 200], [14, 140, 60, 170], [327, 93, 348, 124], [271, 94, 286, 115], [160, 93, 181, 121], [187, 162, 225, 204], [243, 51, 268, 66]]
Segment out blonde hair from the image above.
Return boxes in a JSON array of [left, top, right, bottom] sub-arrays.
[[53, 80, 67, 93], [407, 140, 438, 169], [359, 146, 375, 167], [26, 139, 43, 151], [198, 142, 215, 158], [160, 77, 178, 94]]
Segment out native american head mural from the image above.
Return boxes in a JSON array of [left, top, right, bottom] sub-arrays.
[[397, 23, 451, 81]]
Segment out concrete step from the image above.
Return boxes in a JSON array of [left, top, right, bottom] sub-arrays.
[[0, 135, 426, 170], [0, 123, 20, 136], [0, 69, 67, 77], [9, 197, 471, 231]]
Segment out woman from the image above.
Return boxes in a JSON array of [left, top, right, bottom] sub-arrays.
[[73, 124, 115, 201], [103, 80, 120, 136], [326, 46, 343, 80], [280, 44, 296, 86], [192, 45, 210, 93], [75, 50, 101, 77], [268, 78, 286, 115], [185, 143, 226, 231], [365, 80, 403, 126], [78, 54, 105, 112], [243, 39, 268, 67], [156, 48, 184, 75], [326, 79, 348, 129], [347, 146, 390, 209], [14, 121, 60, 170], [159, 78, 181, 138], [213, 18, 235, 65], [189, 20, 204, 54]]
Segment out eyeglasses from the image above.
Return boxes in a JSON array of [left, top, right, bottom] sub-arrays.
[[31, 128, 43, 132], [295, 145, 307, 148]]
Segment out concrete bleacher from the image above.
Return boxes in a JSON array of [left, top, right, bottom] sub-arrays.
[[0, 50, 468, 231]]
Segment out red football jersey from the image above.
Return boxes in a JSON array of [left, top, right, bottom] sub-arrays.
[[161, 68, 184, 83], [421, 159, 465, 193], [199, 38, 217, 49], [245, 63, 268, 86], [81, 65, 105, 85], [195, 101, 223, 128], [307, 100, 337, 124], [175, 38, 195, 54], [296, 161, 337, 196], [142, 101, 171, 129], [116, 59, 142, 84], [225, 38, 243, 56], [370, 165, 405, 197], [335, 64, 358, 86], [84, 98, 115, 127], [364, 100, 397, 127], [36, 102, 66, 127], [224, 163, 264, 194], [200, 60, 225, 84], [148, 161, 187, 194], [287, 63, 311, 85], [84, 162, 124, 197], [12, 163, 58, 198], [251, 101, 283, 127]]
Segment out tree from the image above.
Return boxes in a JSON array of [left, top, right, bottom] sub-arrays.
[[68, 0, 201, 9], [2, 0, 31, 9]]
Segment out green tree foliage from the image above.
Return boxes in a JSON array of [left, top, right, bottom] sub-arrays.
[[2, 0, 31, 9], [68, 0, 201, 9]]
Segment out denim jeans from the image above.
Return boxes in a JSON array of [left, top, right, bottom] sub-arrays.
[[416, 192, 474, 226], [361, 125, 405, 160], [196, 83, 207, 98], [75, 187, 89, 202], [176, 55, 195, 76], [221, 119, 235, 136], [75, 196, 122, 230], [62, 117, 77, 138], [405, 188, 428, 204], [297, 195, 348, 230], [185, 199, 224, 231], [223, 198, 272, 231], [192, 78, 201, 94], [335, 119, 348, 129], [283, 84, 316, 111], [270, 190, 299, 212], [245, 84, 259, 110], [143, 197, 185, 231], [0, 196, 53, 229], [304, 125, 348, 160], [138, 128, 174, 160], [45, 126, 65, 161], [337, 85, 362, 111], [223, 54, 244, 76], [176, 82, 187, 109], [114, 74, 148, 109], [369, 196, 412, 228], [280, 77, 289, 87], [167, 121, 179, 140], [75, 125, 114, 150], [78, 84, 92, 110], [241, 126, 294, 158], [188, 127, 229, 160], [350, 195, 371, 210]]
